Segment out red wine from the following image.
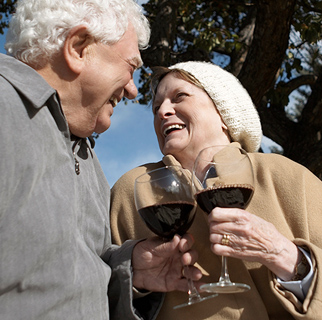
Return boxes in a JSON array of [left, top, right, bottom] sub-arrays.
[[138, 201, 195, 239], [196, 184, 254, 214]]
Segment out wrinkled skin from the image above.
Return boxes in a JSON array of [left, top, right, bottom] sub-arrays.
[[132, 234, 202, 292]]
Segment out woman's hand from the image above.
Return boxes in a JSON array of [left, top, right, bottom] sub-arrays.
[[132, 234, 202, 292], [208, 207, 301, 281]]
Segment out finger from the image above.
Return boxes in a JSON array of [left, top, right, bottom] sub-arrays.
[[208, 207, 248, 223], [207, 232, 238, 257], [182, 264, 203, 281], [178, 233, 194, 253], [209, 214, 252, 239], [209, 233, 232, 246], [181, 248, 199, 266], [162, 234, 181, 253]]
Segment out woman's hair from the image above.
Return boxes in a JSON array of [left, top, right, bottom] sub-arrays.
[[5, 0, 150, 68]]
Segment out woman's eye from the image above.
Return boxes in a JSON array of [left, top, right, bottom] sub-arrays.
[[174, 92, 188, 101], [153, 105, 160, 115]]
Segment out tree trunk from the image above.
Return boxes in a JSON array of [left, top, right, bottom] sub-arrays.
[[238, 0, 297, 106]]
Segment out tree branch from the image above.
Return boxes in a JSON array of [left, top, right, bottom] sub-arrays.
[[277, 74, 317, 97], [238, 0, 297, 106]]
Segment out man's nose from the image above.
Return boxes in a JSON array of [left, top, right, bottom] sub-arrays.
[[124, 79, 138, 100]]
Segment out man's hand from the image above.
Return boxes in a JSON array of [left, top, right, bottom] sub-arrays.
[[132, 234, 202, 292]]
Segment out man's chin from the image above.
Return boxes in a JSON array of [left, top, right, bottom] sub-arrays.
[[95, 120, 111, 134]]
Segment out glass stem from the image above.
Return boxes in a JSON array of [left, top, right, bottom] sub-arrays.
[[219, 256, 232, 284], [185, 265, 202, 303]]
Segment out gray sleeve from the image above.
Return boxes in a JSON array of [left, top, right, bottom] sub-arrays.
[[277, 248, 313, 301], [103, 240, 163, 320]]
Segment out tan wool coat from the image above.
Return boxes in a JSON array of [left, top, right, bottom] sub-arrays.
[[110, 145, 322, 319]]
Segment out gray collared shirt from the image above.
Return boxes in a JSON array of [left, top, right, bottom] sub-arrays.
[[0, 53, 161, 320]]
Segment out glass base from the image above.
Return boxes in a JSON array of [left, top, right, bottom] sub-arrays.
[[200, 282, 250, 294], [173, 293, 218, 309]]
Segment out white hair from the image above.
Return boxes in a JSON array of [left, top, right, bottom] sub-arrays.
[[5, 0, 150, 68]]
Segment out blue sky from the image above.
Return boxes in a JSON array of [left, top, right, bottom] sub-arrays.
[[0, 9, 274, 187]]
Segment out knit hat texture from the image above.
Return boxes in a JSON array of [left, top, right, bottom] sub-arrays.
[[169, 61, 262, 153]]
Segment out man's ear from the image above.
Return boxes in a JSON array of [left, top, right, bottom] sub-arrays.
[[63, 25, 94, 74]]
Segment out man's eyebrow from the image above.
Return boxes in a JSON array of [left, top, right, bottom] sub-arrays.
[[130, 56, 143, 69]]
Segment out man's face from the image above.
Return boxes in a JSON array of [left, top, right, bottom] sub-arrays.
[[66, 23, 142, 137]]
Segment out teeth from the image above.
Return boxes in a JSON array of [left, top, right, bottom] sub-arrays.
[[163, 124, 185, 136], [110, 97, 118, 108]]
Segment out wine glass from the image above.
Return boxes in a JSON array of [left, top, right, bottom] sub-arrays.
[[134, 166, 218, 309], [192, 145, 254, 294]]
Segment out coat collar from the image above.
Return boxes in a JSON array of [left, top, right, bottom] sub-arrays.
[[0, 53, 56, 109]]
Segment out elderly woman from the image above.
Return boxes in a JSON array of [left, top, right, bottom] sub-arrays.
[[110, 61, 322, 319]]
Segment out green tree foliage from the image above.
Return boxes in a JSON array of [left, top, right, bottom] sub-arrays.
[[139, 0, 322, 179], [0, 0, 16, 34]]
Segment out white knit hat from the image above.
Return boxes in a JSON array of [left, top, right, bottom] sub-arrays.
[[169, 61, 262, 153]]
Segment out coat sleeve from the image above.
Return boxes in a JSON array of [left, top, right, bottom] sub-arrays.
[[256, 153, 322, 318], [102, 241, 163, 320]]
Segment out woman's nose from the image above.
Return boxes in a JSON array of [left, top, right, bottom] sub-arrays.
[[156, 101, 175, 119], [124, 79, 138, 100]]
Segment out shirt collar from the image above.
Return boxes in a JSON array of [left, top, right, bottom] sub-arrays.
[[0, 53, 56, 109]]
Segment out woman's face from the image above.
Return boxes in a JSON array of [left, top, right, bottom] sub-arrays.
[[153, 73, 230, 169]]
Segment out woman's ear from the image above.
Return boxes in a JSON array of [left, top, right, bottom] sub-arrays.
[[222, 121, 228, 131], [63, 25, 94, 74]]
